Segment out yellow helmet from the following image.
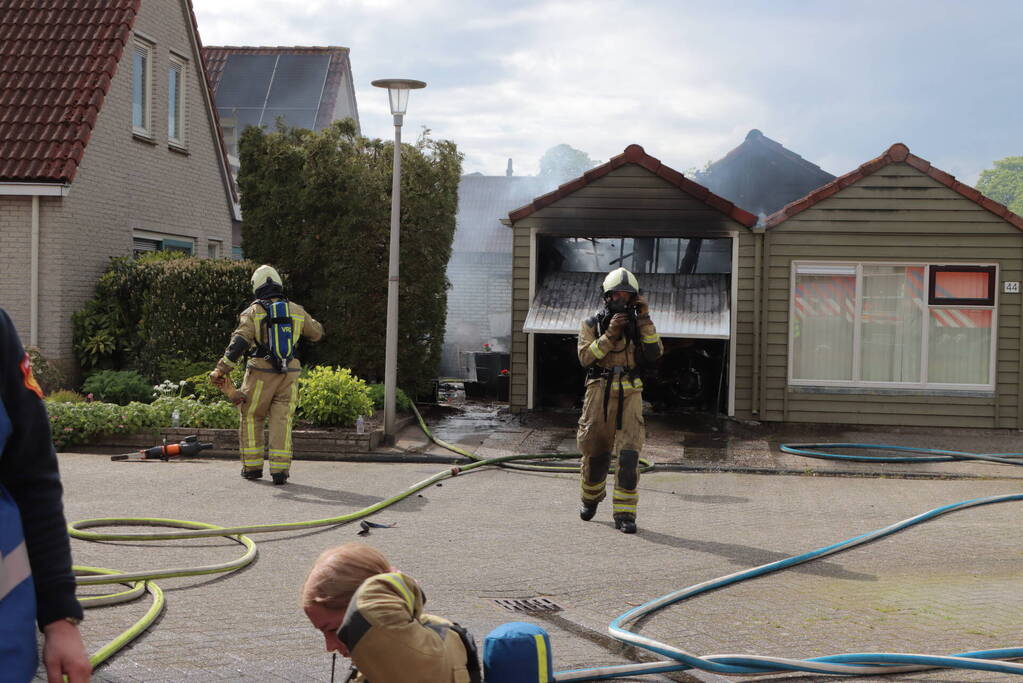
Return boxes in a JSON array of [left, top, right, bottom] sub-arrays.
[[601, 267, 640, 296], [251, 264, 283, 294]]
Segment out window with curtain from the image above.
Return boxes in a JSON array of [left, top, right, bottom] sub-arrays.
[[791, 263, 996, 389]]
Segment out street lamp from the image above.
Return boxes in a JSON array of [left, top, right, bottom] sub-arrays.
[[372, 78, 426, 440]]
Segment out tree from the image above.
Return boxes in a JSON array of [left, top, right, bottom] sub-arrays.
[[538, 144, 599, 184], [238, 119, 462, 395], [977, 156, 1023, 216]]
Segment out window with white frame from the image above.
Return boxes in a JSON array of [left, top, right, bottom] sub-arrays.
[[790, 262, 997, 390], [131, 39, 153, 135], [168, 54, 187, 146], [207, 240, 221, 259]]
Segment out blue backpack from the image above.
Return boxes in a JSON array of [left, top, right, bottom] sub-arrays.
[[483, 621, 554, 683], [255, 299, 295, 373]]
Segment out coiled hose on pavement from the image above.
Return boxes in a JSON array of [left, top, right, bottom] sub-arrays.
[[69, 419, 1023, 678]]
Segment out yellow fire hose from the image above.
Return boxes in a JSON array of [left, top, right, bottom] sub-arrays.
[[69, 404, 652, 668]]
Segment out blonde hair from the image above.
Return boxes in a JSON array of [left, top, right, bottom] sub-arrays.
[[301, 542, 391, 610]]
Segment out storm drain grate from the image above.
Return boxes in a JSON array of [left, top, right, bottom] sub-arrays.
[[492, 597, 563, 613]]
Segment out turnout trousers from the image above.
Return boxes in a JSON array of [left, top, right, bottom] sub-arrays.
[[576, 381, 645, 521], [238, 365, 299, 474]]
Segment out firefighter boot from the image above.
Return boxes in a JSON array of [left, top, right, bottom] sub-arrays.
[[614, 516, 637, 534], [272, 471, 289, 485], [579, 501, 598, 521], [241, 468, 262, 480]]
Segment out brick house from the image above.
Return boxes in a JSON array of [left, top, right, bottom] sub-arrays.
[[0, 0, 237, 373]]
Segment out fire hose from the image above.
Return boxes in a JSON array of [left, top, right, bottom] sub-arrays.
[[68, 417, 1023, 678]]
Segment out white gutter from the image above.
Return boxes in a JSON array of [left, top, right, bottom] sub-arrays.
[[30, 196, 39, 346], [0, 182, 69, 196]]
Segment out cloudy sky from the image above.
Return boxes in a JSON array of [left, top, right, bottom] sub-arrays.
[[192, 0, 1020, 185]]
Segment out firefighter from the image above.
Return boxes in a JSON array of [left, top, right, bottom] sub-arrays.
[[302, 542, 481, 683], [576, 268, 663, 534], [210, 265, 324, 485]]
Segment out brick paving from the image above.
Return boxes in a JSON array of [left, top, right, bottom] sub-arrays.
[[42, 410, 1023, 682]]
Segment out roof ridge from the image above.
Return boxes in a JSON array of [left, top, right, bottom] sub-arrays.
[[764, 143, 1023, 231], [508, 143, 757, 227], [703, 129, 831, 178], [202, 45, 350, 52]]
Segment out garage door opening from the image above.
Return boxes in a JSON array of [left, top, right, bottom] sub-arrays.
[[525, 235, 734, 415], [534, 334, 728, 414]]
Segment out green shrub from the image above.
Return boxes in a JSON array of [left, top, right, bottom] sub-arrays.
[[47, 390, 86, 403], [26, 346, 66, 394], [298, 366, 373, 428], [72, 255, 257, 379], [181, 364, 246, 404], [46, 397, 239, 450], [158, 358, 213, 384], [82, 370, 154, 405], [150, 397, 240, 430], [367, 383, 411, 414], [46, 400, 163, 450]]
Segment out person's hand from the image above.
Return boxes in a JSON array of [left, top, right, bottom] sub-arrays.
[[634, 295, 650, 317], [607, 313, 628, 340], [209, 369, 225, 386], [42, 619, 91, 682]]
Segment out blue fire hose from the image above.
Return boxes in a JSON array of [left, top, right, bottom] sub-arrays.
[[552, 444, 1023, 680]]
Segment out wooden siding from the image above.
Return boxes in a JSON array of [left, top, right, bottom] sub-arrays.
[[759, 162, 1023, 428], [509, 163, 754, 412]]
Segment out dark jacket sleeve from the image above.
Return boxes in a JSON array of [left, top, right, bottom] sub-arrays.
[[0, 310, 83, 629]]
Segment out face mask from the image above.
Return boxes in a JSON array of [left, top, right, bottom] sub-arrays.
[[607, 298, 628, 314]]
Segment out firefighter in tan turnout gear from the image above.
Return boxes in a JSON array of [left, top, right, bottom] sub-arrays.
[[302, 543, 481, 683], [210, 265, 324, 485], [577, 268, 663, 534]]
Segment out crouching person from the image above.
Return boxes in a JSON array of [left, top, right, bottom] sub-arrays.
[[301, 542, 481, 683]]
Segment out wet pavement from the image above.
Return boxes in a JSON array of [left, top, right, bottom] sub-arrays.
[[382, 401, 1023, 482]]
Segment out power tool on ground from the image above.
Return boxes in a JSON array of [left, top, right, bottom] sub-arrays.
[[111, 435, 213, 462]]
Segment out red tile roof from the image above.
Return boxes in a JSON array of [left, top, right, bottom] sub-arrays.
[[0, 0, 141, 183], [507, 144, 758, 227], [765, 143, 1023, 231]]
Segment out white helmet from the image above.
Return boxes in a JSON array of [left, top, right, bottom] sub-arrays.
[[601, 267, 640, 296], [251, 264, 282, 294]]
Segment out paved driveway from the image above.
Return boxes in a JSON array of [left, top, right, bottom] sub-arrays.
[[46, 450, 1023, 682]]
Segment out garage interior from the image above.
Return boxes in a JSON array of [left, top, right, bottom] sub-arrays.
[[525, 235, 732, 414]]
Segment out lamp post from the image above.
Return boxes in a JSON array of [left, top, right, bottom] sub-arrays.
[[371, 78, 426, 440]]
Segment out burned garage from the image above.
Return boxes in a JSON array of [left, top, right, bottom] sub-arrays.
[[507, 144, 758, 417]]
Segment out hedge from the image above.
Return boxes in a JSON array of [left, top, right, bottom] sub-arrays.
[[72, 254, 258, 381], [238, 119, 461, 396]]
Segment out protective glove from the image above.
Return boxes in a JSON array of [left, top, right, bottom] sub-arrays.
[[209, 369, 225, 386], [634, 295, 650, 318], [607, 313, 628, 340]]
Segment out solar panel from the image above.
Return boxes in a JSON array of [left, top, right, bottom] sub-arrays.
[[265, 54, 330, 110], [213, 52, 333, 132], [215, 54, 276, 108]]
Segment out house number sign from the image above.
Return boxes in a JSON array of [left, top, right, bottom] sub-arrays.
[[1005, 281, 1021, 294]]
